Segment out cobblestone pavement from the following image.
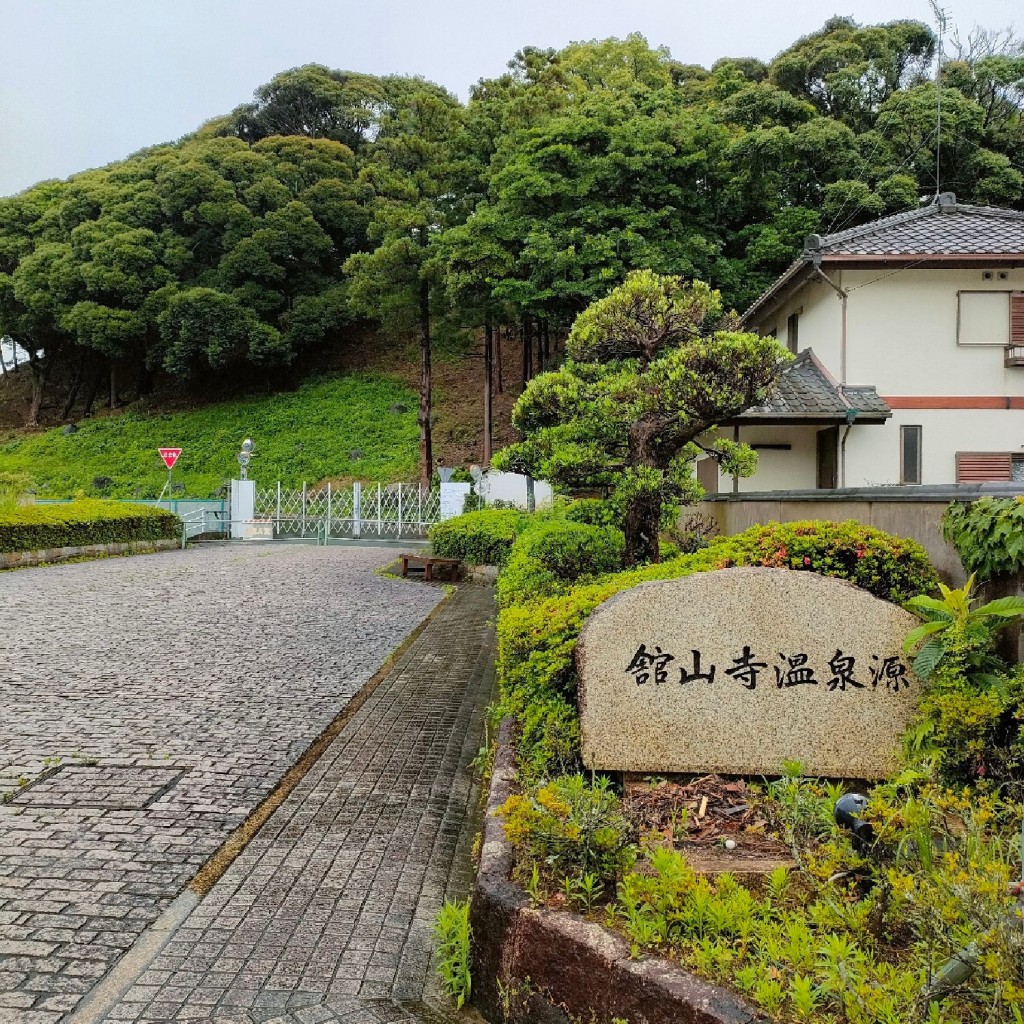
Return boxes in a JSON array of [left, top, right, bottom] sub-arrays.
[[0, 545, 444, 1023], [99, 583, 496, 1024]]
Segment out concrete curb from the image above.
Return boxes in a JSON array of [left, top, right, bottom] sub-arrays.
[[0, 537, 179, 569], [469, 720, 765, 1024]]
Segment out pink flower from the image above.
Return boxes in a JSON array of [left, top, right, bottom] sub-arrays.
[[803, 557, 811, 566]]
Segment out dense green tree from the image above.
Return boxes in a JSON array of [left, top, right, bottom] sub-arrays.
[[344, 85, 469, 487], [2, 18, 1023, 435], [493, 271, 788, 565]]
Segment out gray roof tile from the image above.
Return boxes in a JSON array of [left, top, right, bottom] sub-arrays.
[[814, 197, 1024, 256], [736, 349, 890, 422], [743, 196, 1024, 324]]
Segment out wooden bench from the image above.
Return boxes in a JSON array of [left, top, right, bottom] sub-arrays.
[[399, 553, 461, 582]]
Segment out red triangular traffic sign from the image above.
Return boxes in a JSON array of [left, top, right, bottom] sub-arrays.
[[158, 447, 182, 469]]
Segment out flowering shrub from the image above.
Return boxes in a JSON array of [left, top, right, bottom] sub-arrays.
[[714, 520, 938, 603]]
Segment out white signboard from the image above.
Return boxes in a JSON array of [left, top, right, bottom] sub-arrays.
[[439, 482, 472, 520]]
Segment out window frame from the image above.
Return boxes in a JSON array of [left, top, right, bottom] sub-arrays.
[[956, 290, 1011, 348], [786, 312, 800, 354], [900, 424, 922, 485]]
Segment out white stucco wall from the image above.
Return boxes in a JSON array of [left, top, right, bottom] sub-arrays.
[[698, 426, 820, 493], [748, 266, 1024, 487]]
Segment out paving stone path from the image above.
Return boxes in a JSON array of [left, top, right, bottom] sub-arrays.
[[1, 545, 489, 1023], [100, 583, 495, 1023]]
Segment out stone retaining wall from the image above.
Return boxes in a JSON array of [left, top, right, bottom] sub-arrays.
[[470, 720, 765, 1024], [0, 537, 179, 569]]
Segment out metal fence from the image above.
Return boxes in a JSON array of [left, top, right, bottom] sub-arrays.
[[255, 482, 440, 540]]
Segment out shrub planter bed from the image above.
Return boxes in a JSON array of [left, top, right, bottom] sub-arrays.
[[471, 720, 765, 1024], [0, 537, 180, 569]]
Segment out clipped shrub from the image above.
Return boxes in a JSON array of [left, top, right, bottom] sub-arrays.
[[942, 497, 1024, 580], [429, 508, 525, 566], [563, 498, 620, 529], [0, 500, 181, 553], [716, 519, 938, 603], [496, 519, 625, 608]]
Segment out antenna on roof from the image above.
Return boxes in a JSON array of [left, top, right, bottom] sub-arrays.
[[928, 0, 949, 200]]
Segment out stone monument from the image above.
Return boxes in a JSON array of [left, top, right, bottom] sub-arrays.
[[576, 566, 922, 778]]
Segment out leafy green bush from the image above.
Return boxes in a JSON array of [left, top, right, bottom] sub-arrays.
[[429, 507, 525, 566], [496, 519, 625, 608], [942, 497, 1024, 580], [715, 519, 938, 603], [0, 500, 181, 553], [499, 774, 635, 893], [563, 498, 620, 529], [903, 576, 1024, 783]]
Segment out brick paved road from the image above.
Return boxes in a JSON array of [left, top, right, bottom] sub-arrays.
[[0, 546, 444, 1023], [99, 584, 496, 1024]]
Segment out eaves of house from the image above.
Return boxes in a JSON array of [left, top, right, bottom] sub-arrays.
[[742, 192, 1024, 329]]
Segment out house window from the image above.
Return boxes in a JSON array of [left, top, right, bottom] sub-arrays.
[[955, 451, 1012, 483], [786, 313, 800, 354], [958, 291, 1010, 346], [900, 425, 922, 484]]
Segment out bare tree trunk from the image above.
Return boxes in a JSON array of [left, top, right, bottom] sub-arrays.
[[61, 360, 84, 420], [27, 361, 47, 427], [542, 321, 550, 368], [108, 362, 119, 409], [483, 314, 493, 465], [82, 365, 102, 418], [495, 324, 503, 394], [521, 315, 532, 385], [418, 277, 433, 490], [623, 421, 663, 567]]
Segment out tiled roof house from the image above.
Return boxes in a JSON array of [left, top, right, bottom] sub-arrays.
[[698, 193, 1024, 494]]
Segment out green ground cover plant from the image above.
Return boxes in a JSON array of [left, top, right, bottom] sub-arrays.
[[0, 374, 419, 499], [0, 499, 180, 553], [500, 768, 1023, 1024], [434, 899, 473, 1009]]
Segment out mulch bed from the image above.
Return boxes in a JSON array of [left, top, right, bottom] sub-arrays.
[[624, 774, 791, 860]]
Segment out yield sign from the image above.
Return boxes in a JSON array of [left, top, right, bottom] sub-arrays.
[[158, 448, 182, 469]]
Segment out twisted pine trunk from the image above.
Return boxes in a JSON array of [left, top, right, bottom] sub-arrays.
[[624, 419, 663, 567]]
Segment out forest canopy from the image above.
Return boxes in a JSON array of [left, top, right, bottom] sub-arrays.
[[1, 16, 1022, 438]]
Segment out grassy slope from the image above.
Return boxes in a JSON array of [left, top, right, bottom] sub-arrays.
[[0, 374, 420, 499]]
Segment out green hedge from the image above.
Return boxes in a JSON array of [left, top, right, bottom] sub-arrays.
[[496, 520, 625, 609], [711, 519, 938, 604], [429, 508, 526, 566], [0, 500, 181, 553]]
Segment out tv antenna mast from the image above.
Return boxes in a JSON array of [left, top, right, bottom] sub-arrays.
[[928, 0, 949, 199]]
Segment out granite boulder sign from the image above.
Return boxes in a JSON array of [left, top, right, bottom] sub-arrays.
[[577, 566, 922, 778]]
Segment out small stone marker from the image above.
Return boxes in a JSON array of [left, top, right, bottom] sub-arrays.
[[577, 567, 922, 778]]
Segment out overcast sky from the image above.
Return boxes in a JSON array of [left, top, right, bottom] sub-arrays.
[[1, 0, 1019, 197]]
